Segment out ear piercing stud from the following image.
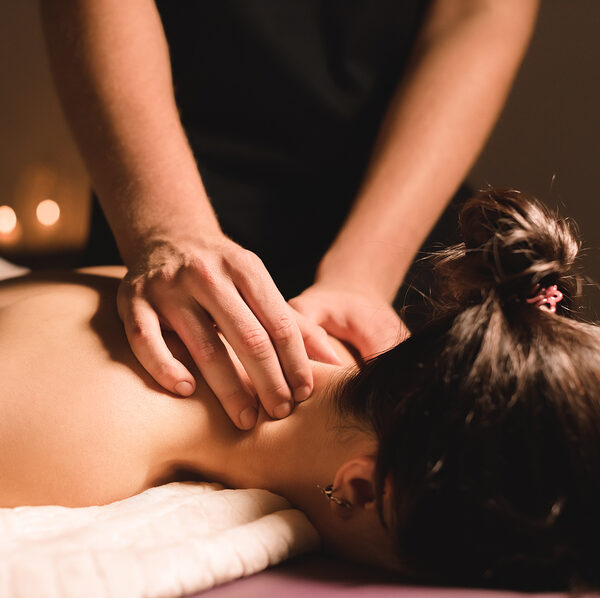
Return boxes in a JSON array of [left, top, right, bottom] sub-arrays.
[[317, 484, 351, 508]]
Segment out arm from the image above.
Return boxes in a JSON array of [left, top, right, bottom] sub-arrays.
[[40, 0, 213, 264], [291, 0, 539, 353], [40, 0, 340, 427]]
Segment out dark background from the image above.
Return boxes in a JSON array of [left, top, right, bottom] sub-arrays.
[[1, 1, 599, 310]]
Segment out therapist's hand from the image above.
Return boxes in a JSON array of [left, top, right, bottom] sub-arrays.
[[289, 283, 409, 360], [117, 234, 341, 429]]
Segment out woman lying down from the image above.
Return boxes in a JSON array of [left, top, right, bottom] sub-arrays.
[[1, 189, 599, 591]]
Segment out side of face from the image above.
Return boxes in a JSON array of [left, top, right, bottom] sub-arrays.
[[306, 450, 405, 573]]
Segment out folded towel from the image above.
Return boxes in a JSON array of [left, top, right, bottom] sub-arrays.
[[0, 257, 28, 280], [0, 482, 320, 598]]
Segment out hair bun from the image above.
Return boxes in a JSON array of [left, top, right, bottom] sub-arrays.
[[432, 188, 580, 308]]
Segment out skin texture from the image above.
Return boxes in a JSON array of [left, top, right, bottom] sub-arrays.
[[39, 0, 538, 427], [39, 0, 339, 424], [0, 268, 396, 566]]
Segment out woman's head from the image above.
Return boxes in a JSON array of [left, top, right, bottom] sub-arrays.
[[333, 189, 600, 590]]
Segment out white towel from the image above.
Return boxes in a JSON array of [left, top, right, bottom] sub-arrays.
[[0, 482, 320, 598], [0, 257, 28, 280]]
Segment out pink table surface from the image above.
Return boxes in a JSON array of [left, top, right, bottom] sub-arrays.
[[189, 553, 576, 598]]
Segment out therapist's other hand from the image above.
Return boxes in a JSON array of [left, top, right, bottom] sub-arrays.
[[116, 235, 338, 428], [289, 283, 409, 360]]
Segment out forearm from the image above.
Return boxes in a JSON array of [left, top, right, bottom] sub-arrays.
[[40, 0, 220, 266], [318, 0, 539, 302]]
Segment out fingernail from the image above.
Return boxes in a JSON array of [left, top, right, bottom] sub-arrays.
[[174, 381, 194, 396], [294, 385, 312, 403], [239, 406, 258, 430], [273, 401, 292, 419]]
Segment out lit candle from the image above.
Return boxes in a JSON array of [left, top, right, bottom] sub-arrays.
[[0, 205, 17, 235], [36, 199, 61, 227]]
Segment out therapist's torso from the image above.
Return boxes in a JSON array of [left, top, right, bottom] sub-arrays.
[[153, 1, 430, 296]]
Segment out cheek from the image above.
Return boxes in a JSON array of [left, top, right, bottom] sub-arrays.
[[319, 508, 400, 571]]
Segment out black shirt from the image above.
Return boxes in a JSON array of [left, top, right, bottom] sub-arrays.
[[90, 1, 431, 297]]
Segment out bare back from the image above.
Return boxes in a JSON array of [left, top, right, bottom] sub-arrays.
[[0, 267, 234, 507]]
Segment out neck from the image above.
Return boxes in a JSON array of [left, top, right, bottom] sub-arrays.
[[159, 359, 393, 564], [173, 363, 354, 512]]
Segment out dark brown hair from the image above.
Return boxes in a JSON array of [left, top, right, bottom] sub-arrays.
[[337, 189, 600, 591]]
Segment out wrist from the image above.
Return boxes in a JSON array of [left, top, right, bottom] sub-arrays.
[[122, 220, 225, 265], [103, 184, 222, 268], [94, 141, 223, 261]]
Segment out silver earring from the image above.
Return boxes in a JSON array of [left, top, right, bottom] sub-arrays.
[[317, 484, 351, 508]]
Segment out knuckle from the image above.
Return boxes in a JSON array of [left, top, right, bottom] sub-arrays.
[[154, 361, 177, 382], [193, 336, 223, 363], [262, 381, 290, 401], [240, 328, 272, 359], [187, 257, 219, 290], [187, 255, 211, 278], [242, 249, 263, 270], [291, 367, 311, 386], [230, 249, 263, 278], [269, 315, 296, 344], [219, 387, 249, 407], [147, 266, 175, 287], [127, 318, 149, 343]]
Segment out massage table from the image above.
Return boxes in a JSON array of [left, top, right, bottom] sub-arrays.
[[196, 554, 567, 598], [0, 259, 574, 597]]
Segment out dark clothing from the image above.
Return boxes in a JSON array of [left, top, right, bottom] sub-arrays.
[[85, 1, 465, 309]]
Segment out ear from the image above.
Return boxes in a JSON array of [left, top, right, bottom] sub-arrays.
[[330, 455, 378, 519]]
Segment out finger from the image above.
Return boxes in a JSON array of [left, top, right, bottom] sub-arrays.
[[118, 292, 196, 397], [360, 311, 407, 354], [164, 301, 259, 430], [324, 308, 404, 358], [232, 263, 315, 404], [201, 282, 296, 419], [291, 309, 343, 366]]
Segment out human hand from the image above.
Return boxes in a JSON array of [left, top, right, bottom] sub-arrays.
[[288, 283, 409, 360], [116, 234, 342, 428]]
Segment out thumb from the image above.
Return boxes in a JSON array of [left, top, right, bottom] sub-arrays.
[[322, 310, 405, 359], [291, 308, 343, 365]]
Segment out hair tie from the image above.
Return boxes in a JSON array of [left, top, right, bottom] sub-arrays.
[[526, 284, 563, 313]]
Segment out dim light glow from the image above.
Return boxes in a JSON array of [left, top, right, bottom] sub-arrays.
[[36, 199, 60, 227], [0, 205, 17, 234]]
